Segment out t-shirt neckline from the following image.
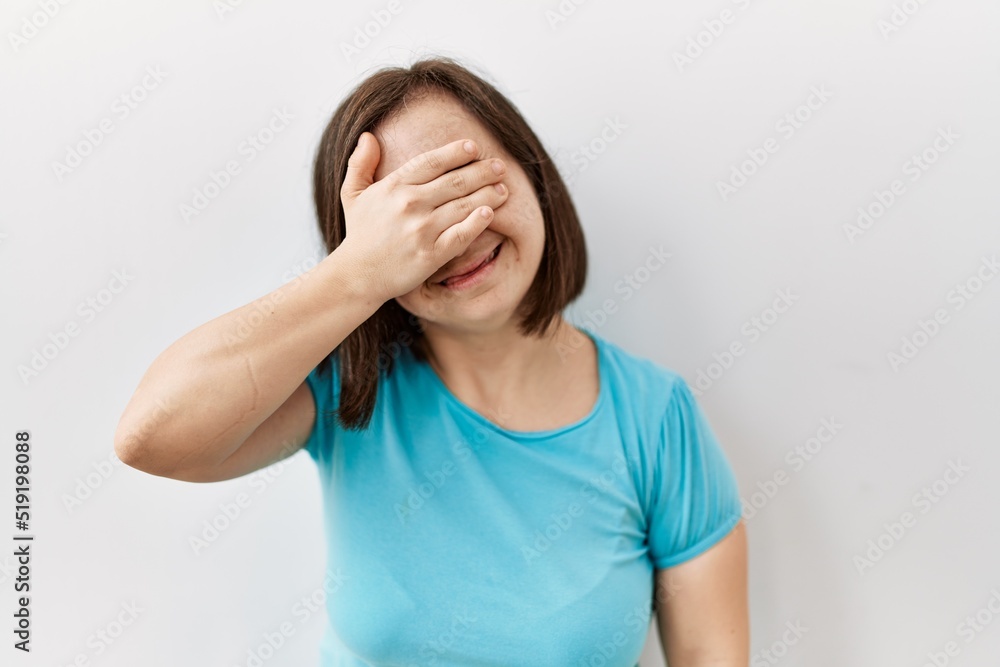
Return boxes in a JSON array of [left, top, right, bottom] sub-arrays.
[[416, 327, 608, 440]]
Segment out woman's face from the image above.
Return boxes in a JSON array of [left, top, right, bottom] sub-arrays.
[[371, 90, 545, 336]]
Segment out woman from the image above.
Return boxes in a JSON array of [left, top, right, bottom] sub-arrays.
[[115, 56, 749, 666]]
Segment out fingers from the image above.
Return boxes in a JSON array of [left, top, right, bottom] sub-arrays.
[[422, 157, 506, 209], [341, 132, 381, 200], [436, 206, 495, 259], [431, 179, 509, 235], [392, 138, 484, 187]]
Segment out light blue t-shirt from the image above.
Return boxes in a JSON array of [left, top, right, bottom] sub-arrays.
[[302, 328, 742, 666]]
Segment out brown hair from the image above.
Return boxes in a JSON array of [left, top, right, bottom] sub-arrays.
[[311, 55, 587, 431]]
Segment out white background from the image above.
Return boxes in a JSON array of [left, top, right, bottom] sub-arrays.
[[2, 0, 999, 665]]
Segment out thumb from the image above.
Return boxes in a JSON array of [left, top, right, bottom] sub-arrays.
[[342, 132, 380, 199]]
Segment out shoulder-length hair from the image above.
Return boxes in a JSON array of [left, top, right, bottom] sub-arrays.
[[312, 55, 587, 431]]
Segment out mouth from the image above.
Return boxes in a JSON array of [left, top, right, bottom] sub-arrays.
[[437, 241, 503, 290]]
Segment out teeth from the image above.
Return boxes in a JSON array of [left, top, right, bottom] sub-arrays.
[[441, 243, 500, 286]]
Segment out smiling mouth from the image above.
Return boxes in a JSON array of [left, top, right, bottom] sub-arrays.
[[438, 242, 502, 287]]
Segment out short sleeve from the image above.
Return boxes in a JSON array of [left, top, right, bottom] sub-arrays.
[[303, 354, 340, 466], [646, 375, 743, 569]]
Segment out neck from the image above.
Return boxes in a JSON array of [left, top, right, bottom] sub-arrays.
[[418, 316, 588, 416]]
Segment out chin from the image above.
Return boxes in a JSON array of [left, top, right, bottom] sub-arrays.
[[398, 289, 524, 334]]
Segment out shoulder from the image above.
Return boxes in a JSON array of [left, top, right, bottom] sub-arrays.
[[305, 350, 343, 414], [593, 331, 686, 415], [309, 350, 340, 384], [589, 333, 722, 521]]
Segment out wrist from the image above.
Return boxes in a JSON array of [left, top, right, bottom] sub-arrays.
[[318, 243, 387, 312]]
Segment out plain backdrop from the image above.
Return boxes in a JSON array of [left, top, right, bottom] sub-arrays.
[[2, 1, 999, 665]]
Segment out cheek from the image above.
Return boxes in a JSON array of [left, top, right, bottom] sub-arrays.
[[496, 181, 544, 244], [394, 287, 435, 315], [504, 202, 545, 271]]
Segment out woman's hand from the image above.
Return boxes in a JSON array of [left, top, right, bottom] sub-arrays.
[[336, 132, 510, 303]]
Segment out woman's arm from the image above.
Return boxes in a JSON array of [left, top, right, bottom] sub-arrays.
[[113, 247, 382, 482], [655, 520, 749, 666]]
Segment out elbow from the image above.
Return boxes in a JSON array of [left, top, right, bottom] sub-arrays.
[[114, 428, 182, 478], [113, 420, 212, 481], [114, 424, 151, 473], [114, 394, 180, 475], [114, 414, 172, 476]]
